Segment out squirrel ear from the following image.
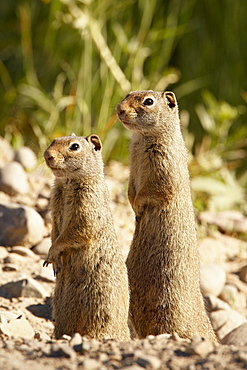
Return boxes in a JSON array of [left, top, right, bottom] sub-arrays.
[[164, 92, 177, 109], [86, 135, 102, 151]]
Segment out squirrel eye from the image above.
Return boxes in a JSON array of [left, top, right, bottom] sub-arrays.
[[143, 98, 154, 106], [69, 143, 80, 151]]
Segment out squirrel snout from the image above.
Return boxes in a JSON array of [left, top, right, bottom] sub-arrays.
[[116, 104, 125, 117], [44, 150, 55, 166]]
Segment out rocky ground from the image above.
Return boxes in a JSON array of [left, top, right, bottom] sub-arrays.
[[1, 136, 247, 369]]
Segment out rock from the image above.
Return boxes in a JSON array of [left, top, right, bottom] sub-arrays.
[[210, 310, 229, 330], [205, 295, 232, 312], [0, 202, 45, 247], [34, 331, 51, 341], [49, 343, 76, 359], [136, 354, 161, 369], [216, 234, 247, 259], [27, 302, 52, 320], [199, 237, 226, 266], [219, 284, 239, 308], [2, 263, 19, 272], [221, 322, 247, 345], [14, 146, 37, 170], [0, 136, 15, 166], [0, 315, 35, 339], [186, 340, 215, 357], [199, 210, 247, 234], [80, 358, 102, 370], [37, 262, 55, 283], [239, 265, 247, 283], [4, 253, 26, 265], [70, 332, 83, 352], [0, 277, 48, 298], [0, 246, 9, 261], [0, 161, 29, 195], [210, 308, 246, 340], [33, 237, 51, 256], [200, 264, 226, 297], [0, 311, 21, 324], [11, 246, 37, 259]]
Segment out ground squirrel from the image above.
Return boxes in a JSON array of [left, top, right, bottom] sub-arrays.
[[43, 134, 130, 340], [116, 90, 217, 342]]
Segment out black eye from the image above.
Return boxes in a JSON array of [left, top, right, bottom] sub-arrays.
[[69, 143, 80, 151], [143, 98, 154, 106]]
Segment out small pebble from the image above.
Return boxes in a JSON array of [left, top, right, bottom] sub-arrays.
[[70, 332, 83, 352], [186, 340, 214, 357], [136, 355, 161, 369]]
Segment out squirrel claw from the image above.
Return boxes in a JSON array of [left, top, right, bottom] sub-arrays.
[[43, 260, 50, 267]]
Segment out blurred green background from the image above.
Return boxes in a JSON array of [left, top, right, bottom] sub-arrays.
[[0, 0, 246, 212]]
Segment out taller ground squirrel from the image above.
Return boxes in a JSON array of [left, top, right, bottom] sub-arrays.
[[116, 90, 217, 342], [43, 134, 130, 340]]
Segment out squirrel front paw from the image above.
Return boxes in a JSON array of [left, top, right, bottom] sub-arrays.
[[43, 246, 61, 268]]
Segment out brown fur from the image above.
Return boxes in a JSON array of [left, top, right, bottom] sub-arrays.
[[43, 134, 130, 340], [116, 90, 217, 342]]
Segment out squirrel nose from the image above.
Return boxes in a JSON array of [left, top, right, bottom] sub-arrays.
[[44, 150, 54, 164], [116, 104, 125, 116]]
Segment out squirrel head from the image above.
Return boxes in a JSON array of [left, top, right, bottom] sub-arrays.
[[116, 90, 180, 136], [44, 134, 103, 179]]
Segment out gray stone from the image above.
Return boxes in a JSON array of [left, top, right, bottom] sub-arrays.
[[0, 202, 45, 247], [200, 264, 226, 297], [0, 277, 48, 298], [221, 322, 247, 345], [0, 161, 29, 195], [27, 302, 52, 320], [14, 146, 37, 170], [0, 315, 35, 339]]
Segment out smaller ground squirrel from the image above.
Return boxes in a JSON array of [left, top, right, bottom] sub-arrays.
[[116, 90, 217, 342], [43, 134, 130, 340]]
